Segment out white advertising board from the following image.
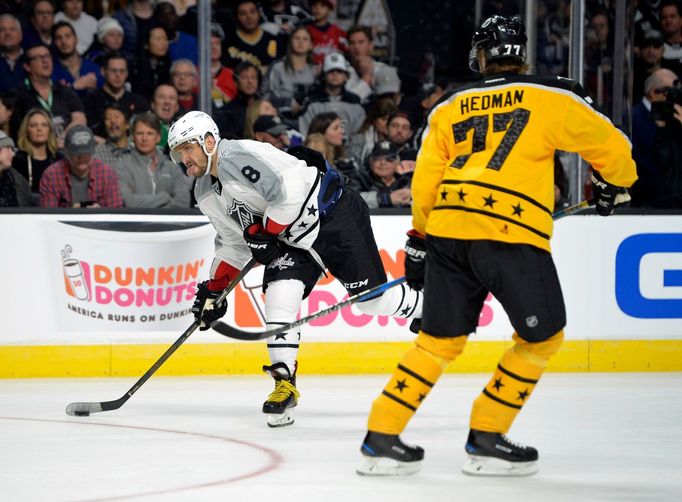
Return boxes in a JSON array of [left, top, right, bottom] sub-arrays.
[[0, 213, 680, 346]]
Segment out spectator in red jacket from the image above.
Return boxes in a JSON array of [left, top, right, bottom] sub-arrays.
[[306, 0, 347, 66], [39, 124, 123, 208]]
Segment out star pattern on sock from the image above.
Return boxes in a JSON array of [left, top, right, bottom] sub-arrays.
[[274, 332, 288, 341], [517, 388, 530, 401], [399, 305, 411, 316], [394, 379, 408, 393], [492, 377, 504, 391]]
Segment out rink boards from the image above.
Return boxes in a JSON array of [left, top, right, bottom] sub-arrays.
[[0, 213, 680, 377]]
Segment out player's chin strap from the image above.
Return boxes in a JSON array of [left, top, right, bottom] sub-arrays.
[[202, 141, 217, 177]]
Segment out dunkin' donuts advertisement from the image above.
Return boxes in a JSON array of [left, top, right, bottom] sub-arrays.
[[47, 220, 215, 331]]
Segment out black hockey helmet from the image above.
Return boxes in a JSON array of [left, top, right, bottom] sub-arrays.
[[469, 15, 527, 72]]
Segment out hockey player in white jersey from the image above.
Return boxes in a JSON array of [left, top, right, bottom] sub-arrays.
[[168, 111, 422, 427]]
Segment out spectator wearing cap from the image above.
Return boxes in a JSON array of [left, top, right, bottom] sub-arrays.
[[634, 30, 666, 103], [264, 25, 316, 118], [83, 52, 149, 137], [54, 0, 97, 55], [298, 52, 366, 139], [114, 112, 190, 208], [39, 124, 123, 208], [660, 0, 682, 77], [0, 14, 25, 93], [22, 0, 55, 49], [209, 22, 237, 109], [348, 140, 412, 208], [52, 21, 104, 97], [15, 43, 86, 148], [346, 25, 401, 104], [253, 114, 290, 149], [305, 0, 347, 66], [86, 17, 132, 67], [93, 102, 132, 168], [223, 0, 282, 74], [0, 130, 31, 207], [154, 1, 198, 65]]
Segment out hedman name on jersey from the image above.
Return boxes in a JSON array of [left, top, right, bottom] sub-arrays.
[[460, 89, 524, 114]]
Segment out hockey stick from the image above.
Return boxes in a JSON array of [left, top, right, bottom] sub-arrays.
[[211, 276, 407, 341], [211, 200, 591, 342], [65, 258, 257, 417]]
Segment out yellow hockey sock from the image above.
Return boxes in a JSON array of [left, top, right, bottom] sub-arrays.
[[470, 330, 564, 433], [367, 332, 467, 434]]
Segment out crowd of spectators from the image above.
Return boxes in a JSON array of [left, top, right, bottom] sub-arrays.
[[0, 0, 429, 210], [0, 0, 680, 209]]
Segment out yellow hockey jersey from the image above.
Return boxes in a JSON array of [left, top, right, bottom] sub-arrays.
[[413, 74, 637, 252]]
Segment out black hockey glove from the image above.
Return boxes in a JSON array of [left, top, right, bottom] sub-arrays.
[[404, 230, 426, 291], [192, 281, 227, 331], [287, 145, 328, 172], [244, 223, 282, 265], [591, 171, 631, 216]]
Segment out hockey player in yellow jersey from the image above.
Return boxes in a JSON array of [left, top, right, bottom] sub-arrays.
[[356, 15, 637, 477]]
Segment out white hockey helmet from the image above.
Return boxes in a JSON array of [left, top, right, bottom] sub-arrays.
[[168, 111, 220, 172]]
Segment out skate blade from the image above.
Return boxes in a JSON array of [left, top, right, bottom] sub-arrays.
[[265, 408, 295, 428], [356, 456, 422, 476], [462, 454, 538, 477]]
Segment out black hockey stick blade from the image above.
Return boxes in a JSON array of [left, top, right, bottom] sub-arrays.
[[65, 258, 257, 416], [211, 276, 407, 341]]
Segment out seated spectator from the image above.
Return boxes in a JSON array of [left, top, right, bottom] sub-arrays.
[[349, 96, 397, 166], [0, 89, 18, 138], [298, 52, 366, 139], [130, 26, 172, 102], [304, 132, 334, 162], [0, 14, 26, 92], [83, 52, 149, 136], [0, 131, 31, 207], [260, 0, 312, 38], [15, 43, 87, 147], [170, 58, 199, 112], [13, 107, 60, 193], [22, 0, 55, 48], [93, 101, 132, 168], [154, 1, 198, 65], [660, 0, 682, 77], [209, 22, 236, 109], [115, 111, 190, 208], [264, 25, 316, 117], [306, 0, 347, 65], [348, 140, 412, 208], [150, 83, 181, 151], [55, 0, 98, 55], [634, 30, 665, 103], [307, 110, 358, 176], [86, 17, 132, 67], [346, 25, 401, 103], [113, 0, 154, 58], [52, 21, 103, 97], [223, 0, 282, 74], [386, 111, 416, 163], [253, 114, 290, 150], [631, 68, 680, 207], [216, 61, 260, 139], [39, 124, 123, 208]]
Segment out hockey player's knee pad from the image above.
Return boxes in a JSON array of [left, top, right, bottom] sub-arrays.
[[416, 331, 467, 365], [511, 330, 564, 369]]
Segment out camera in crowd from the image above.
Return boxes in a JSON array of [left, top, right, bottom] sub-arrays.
[[651, 80, 682, 124]]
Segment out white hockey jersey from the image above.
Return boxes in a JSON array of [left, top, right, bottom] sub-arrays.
[[195, 139, 323, 273]]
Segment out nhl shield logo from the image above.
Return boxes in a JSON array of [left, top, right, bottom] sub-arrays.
[[227, 200, 259, 229]]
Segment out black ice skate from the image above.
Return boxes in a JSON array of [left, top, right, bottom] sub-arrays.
[[356, 431, 424, 476], [262, 362, 299, 428], [462, 429, 539, 476]]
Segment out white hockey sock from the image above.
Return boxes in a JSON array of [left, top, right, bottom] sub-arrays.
[[356, 283, 422, 318], [264, 279, 305, 376]]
